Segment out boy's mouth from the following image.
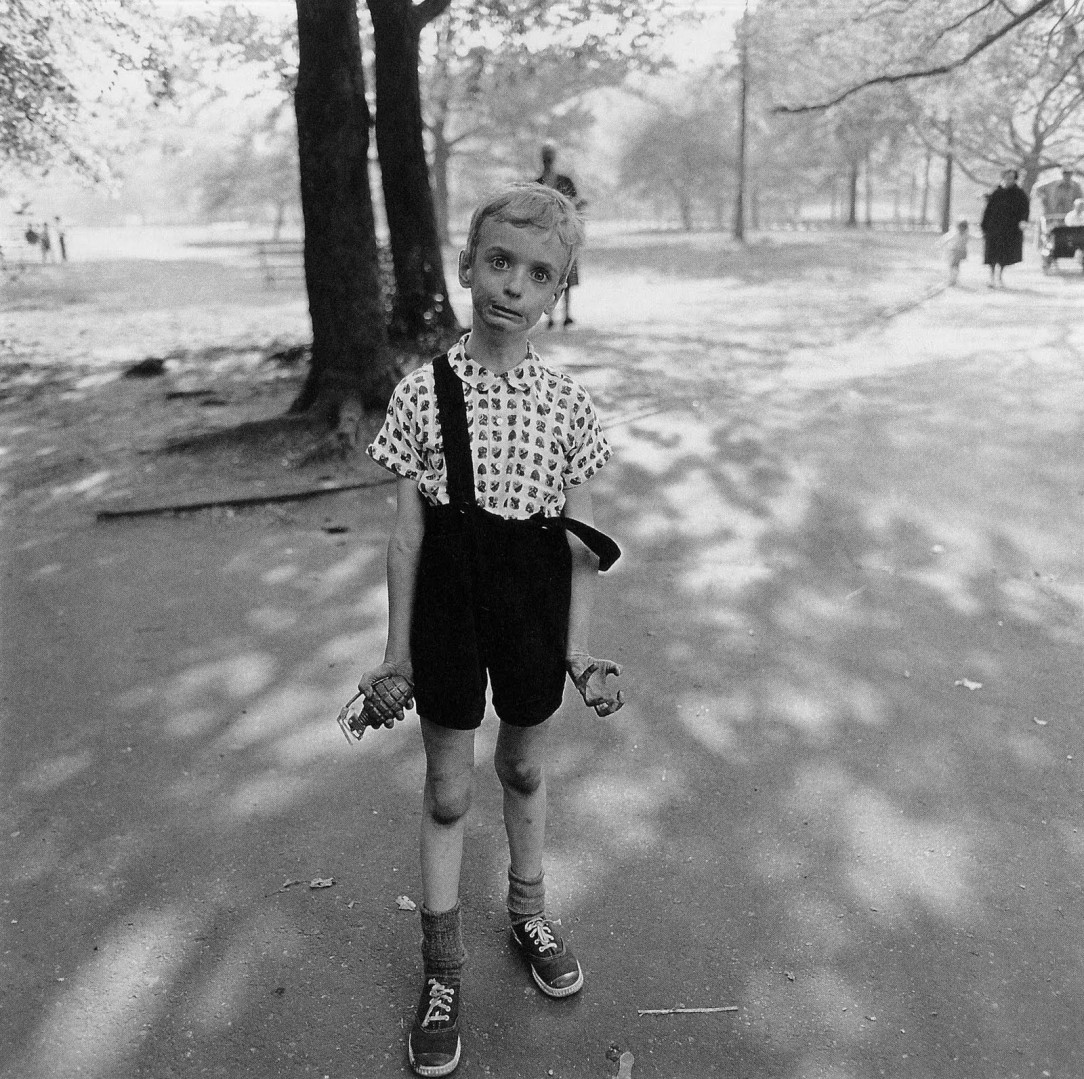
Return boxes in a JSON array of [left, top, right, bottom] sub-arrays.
[[489, 303, 520, 321]]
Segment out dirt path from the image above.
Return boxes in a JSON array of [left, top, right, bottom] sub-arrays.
[[2, 233, 1082, 1079]]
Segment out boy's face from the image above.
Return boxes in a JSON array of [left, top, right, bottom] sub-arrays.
[[459, 218, 567, 334]]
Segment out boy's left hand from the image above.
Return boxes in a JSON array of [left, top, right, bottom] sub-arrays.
[[566, 654, 624, 716]]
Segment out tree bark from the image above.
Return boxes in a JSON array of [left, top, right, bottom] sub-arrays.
[[367, 0, 460, 343], [940, 151, 954, 233], [732, 6, 748, 243], [920, 150, 932, 226], [292, 0, 397, 425], [431, 124, 452, 246], [846, 160, 859, 226], [863, 151, 873, 227], [940, 118, 954, 233]]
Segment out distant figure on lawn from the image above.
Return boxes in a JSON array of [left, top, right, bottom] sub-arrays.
[[1037, 166, 1082, 220], [54, 217, 68, 261], [39, 221, 52, 263], [981, 168, 1030, 289], [535, 145, 585, 329], [939, 219, 969, 286]]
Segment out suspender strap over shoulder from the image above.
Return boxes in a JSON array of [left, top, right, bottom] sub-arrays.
[[430, 353, 621, 572], [432, 351, 475, 506]]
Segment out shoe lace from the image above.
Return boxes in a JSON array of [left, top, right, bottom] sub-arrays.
[[523, 916, 559, 955], [422, 980, 456, 1028]]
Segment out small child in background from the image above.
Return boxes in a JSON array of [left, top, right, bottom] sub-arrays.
[[940, 219, 969, 285]]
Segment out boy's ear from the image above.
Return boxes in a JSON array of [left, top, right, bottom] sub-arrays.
[[544, 281, 566, 315], [457, 249, 471, 287]]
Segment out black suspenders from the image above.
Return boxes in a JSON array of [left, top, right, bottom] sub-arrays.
[[431, 354, 621, 572]]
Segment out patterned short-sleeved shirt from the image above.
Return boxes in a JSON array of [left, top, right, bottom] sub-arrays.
[[367, 336, 611, 520]]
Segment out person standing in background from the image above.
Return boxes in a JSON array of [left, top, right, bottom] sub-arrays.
[[981, 168, 1030, 288], [54, 217, 68, 261], [536, 145, 585, 328]]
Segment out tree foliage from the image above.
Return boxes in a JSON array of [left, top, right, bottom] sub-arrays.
[[618, 78, 735, 230], [761, 0, 1072, 113], [905, 12, 1084, 191], [197, 121, 300, 235], [749, 0, 1084, 201], [422, 0, 695, 233], [1, 0, 173, 179]]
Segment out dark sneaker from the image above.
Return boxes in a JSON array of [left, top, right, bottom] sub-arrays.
[[511, 916, 584, 998], [408, 977, 461, 1077]]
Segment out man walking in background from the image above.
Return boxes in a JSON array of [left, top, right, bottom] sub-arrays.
[[536, 145, 585, 329]]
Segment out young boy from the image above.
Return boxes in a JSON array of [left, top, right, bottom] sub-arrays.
[[357, 183, 624, 1077], [939, 219, 969, 285]]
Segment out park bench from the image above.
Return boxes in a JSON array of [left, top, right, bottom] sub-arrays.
[[255, 239, 305, 287]]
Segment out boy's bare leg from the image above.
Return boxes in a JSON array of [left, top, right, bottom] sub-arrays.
[[495, 719, 584, 997], [494, 721, 550, 879], [420, 718, 477, 912]]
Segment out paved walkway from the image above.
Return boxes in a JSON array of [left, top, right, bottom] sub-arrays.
[[2, 251, 1082, 1078]]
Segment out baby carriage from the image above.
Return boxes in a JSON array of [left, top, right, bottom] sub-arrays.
[[1039, 213, 1084, 272]]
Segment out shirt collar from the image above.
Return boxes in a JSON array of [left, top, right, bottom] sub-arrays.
[[448, 334, 541, 394]]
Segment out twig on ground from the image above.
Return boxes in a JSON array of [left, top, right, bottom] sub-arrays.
[[637, 1006, 739, 1016], [96, 477, 394, 521]]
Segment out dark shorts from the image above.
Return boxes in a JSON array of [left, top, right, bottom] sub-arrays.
[[410, 502, 572, 730]]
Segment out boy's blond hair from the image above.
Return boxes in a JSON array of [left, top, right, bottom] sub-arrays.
[[464, 182, 585, 284]]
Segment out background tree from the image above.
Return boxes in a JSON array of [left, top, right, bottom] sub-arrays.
[[906, 14, 1084, 194], [421, 0, 693, 241], [366, 0, 459, 344], [618, 78, 735, 231], [292, 0, 395, 437], [196, 121, 300, 237], [762, 0, 1069, 113]]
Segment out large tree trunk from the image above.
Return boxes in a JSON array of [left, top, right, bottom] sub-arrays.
[[292, 0, 397, 429], [367, 0, 460, 343]]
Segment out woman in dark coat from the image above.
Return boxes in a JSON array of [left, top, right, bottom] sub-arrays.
[[981, 168, 1030, 287]]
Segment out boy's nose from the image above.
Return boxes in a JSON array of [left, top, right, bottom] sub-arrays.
[[504, 268, 525, 296]]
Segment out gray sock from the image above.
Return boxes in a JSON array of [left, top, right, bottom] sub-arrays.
[[421, 902, 466, 981], [506, 867, 546, 925]]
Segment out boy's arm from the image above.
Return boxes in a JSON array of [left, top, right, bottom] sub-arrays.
[[562, 480, 624, 716], [357, 477, 425, 726]]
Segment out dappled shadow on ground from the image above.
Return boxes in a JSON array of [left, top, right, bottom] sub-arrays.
[[2, 325, 1082, 1079]]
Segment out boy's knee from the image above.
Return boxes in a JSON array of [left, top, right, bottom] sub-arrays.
[[425, 773, 473, 826], [494, 754, 544, 798]]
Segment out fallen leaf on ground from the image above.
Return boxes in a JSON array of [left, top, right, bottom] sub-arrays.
[[953, 678, 983, 690], [396, 895, 417, 911], [1033, 718, 1048, 726], [309, 878, 334, 889]]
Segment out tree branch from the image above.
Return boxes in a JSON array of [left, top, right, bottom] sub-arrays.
[[926, 0, 1000, 49], [774, 0, 1059, 114], [413, 0, 451, 30]]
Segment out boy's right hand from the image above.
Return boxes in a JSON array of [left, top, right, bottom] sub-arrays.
[[566, 654, 624, 717], [357, 662, 415, 729]]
